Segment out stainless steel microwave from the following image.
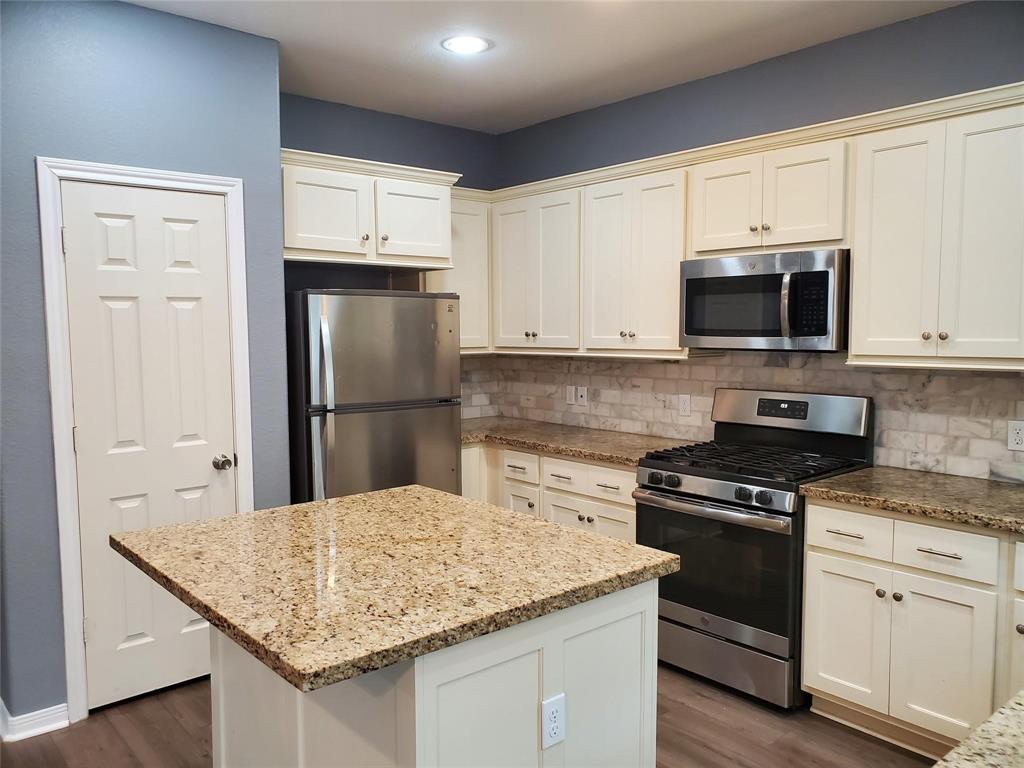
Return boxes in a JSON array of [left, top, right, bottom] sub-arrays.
[[680, 249, 848, 351]]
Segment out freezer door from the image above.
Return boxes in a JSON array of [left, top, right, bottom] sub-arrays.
[[310, 291, 460, 407], [311, 402, 461, 498]]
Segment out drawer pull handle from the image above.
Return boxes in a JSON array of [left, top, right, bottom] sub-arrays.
[[596, 483, 620, 491], [916, 546, 963, 560], [577, 514, 585, 522], [825, 528, 865, 540], [506, 464, 527, 471], [550, 473, 573, 481]]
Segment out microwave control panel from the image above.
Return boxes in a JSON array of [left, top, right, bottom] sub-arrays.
[[757, 398, 809, 420]]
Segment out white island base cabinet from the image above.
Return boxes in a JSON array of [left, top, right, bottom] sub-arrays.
[[211, 581, 658, 768]]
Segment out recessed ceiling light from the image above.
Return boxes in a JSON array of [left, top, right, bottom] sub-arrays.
[[441, 36, 491, 55]]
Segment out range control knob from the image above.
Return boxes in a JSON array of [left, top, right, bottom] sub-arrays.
[[754, 490, 774, 506], [663, 474, 682, 488], [734, 487, 753, 503], [647, 471, 664, 485]]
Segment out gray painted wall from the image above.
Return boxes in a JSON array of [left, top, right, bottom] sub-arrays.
[[0, 1, 288, 716], [280, 93, 499, 190], [493, 1, 1024, 188]]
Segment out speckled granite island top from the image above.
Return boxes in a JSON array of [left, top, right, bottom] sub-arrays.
[[110, 485, 678, 692], [802, 466, 1024, 534], [935, 689, 1024, 767], [462, 416, 682, 466]]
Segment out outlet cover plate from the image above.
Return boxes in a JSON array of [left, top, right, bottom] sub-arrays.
[[565, 385, 576, 405], [678, 394, 691, 417], [541, 693, 566, 749], [576, 386, 588, 407], [1009, 420, 1024, 452]]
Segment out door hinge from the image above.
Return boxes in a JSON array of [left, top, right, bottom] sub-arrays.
[[60, 226, 67, 256]]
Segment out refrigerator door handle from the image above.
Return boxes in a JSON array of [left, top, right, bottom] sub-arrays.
[[320, 313, 336, 410], [311, 416, 326, 500], [308, 295, 323, 406]]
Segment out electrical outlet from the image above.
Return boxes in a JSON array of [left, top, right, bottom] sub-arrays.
[[541, 693, 566, 749], [565, 385, 576, 405], [575, 386, 588, 407], [1009, 420, 1024, 452], [678, 394, 691, 417]]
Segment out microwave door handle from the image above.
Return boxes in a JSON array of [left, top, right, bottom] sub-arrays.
[[780, 272, 793, 337]]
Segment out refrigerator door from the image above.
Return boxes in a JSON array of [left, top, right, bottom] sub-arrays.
[[310, 401, 461, 498], [308, 290, 460, 407]]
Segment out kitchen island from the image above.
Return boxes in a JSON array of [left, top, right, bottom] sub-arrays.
[[110, 485, 678, 768]]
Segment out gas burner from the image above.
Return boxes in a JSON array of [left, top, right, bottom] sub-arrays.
[[644, 441, 861, 483]]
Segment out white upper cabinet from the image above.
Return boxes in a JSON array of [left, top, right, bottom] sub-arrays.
[[426, 198, 490, 349], [281, 150, 458, 268], [690, 140, 846, 253], [850, 123, 946, 357], [937, 106, 1024, 358], [492, 189, 580, 349], [283, 165, 374, 255], [375, 178, 451, 260], [583, 169, 684, 351]]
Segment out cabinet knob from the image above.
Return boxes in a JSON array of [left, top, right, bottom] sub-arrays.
[[1017, 624, 1024, 635], [628, 331, 636, 338], [938, 332, 949, 341], [620, 330, 627, 338], [381, 234, 389, 242], [875, 588, 886, 599], [577, 514, 585, 522], [762, 223, 771, 231], [893, 592, 904, 602], [749, 225, 759, 233], [586, 516, 595, 523], [531, 331, 538, 338], [361, 233, 370, 242], [921, 331, 932, 341], [524, 331, 531, 338], [527, 501, 535, 509]]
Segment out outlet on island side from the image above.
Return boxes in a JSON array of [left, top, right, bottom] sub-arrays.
[[1009, 420, 1024, 452], [541, 692, 566, 749]]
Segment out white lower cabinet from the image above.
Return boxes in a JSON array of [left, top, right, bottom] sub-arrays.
[[1012, 599, 1024, 694], [803, 552, 892, 714], [460, 445, 486, 502], [888, 572, 997, 740], [502, 480, 541, 518]]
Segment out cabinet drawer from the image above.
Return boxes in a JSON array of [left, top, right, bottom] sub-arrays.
[[542, 456, 589, 495], [502, 450, 539, 484], [893, 521, 999, 586], [587, 465, 636, 505], [807, 504, 894, 561]]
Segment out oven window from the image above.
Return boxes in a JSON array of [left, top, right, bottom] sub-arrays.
[[636, 501, 796, 638], [684, 274, 784, 337]]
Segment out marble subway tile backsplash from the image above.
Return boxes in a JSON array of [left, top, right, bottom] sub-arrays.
[[460, 353, 1024, 483]]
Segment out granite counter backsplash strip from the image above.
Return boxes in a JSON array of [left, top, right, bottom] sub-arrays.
[[110, 486, 678, 692], [461, 352, 1024, 484]]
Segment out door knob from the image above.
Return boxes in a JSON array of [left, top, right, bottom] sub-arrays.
[[875, 588, 887, 598], [361, 233, 370, 242], [212, 454, 233, 471], [921, 331, 932, 340], [938, 332, 949, 341], [892, 592, 904, 602]]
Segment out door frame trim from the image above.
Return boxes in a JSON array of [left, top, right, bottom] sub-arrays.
[[36, 156, 256, 724]]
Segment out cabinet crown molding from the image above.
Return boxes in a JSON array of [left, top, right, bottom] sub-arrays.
[[281, 148, 462, 187]]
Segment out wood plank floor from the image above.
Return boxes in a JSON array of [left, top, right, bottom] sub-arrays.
[[3, 665, 934, 767]]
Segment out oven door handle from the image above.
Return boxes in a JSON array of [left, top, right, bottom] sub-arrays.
[[780, 271, 792, 338], [632, 489, 792, 535]]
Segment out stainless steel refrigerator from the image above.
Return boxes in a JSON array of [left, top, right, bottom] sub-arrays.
[[287, 289, 461, 501]]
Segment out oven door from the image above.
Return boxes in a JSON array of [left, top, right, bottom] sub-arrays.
[[633, 488, 801, 658], [680, 250, 845, 351]]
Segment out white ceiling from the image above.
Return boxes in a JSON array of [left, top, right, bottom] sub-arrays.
[[136, 1, 958, 134]]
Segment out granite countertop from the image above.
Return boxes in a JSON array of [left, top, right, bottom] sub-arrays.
[[110, 485, 678, 692], [935, 689, 1024, 767], [462, 416, 682, 467], [802, 466, 1024, 534]]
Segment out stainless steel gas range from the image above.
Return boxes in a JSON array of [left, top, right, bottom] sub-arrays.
[[633, 388, 873, 708]]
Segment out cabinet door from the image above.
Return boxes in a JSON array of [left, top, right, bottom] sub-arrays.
[[533, 189, 581, 348], [491, 198, 534, 347], [502, 480, 540, 518], [590, 500, 636, 543], [426, 199, 489, 348], [889, 571, 997, 740], [937, 105, 1024, 358], [762, 140, 846, 246], [282, 165, 374, 255], [374, 178, 451, 261], [582, 179, 631, 349], [460, 445, 485, 502], [628, 169, 684, 350], [803, 552, 891, 714], [690, 154, 763, 252], [1012, 599, 1024, 695], [545, 490, 588, 530], [850, 124, 945, 357]]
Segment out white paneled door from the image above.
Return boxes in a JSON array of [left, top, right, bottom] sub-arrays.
[[61, 181, 238, 709]]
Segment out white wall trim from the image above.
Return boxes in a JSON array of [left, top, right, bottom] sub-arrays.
[[35, 156, 257, 724], [280, 147, 462, 186], [0, 699, 70, 742]]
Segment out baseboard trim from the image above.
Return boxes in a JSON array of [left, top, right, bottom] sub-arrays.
[[0, 699, 70, 742]]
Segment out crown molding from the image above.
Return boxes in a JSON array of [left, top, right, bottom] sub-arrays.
[[281, 148, 462, 187], [451, 186, 494, 203], [485, 81, 1024, 202]]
